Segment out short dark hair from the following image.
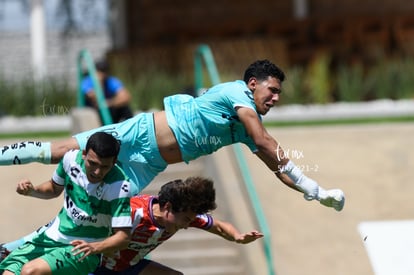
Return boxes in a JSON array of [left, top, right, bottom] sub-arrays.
[[158, 177, 217, 214], [95, 60, 109, 74], [85, 132, 120, 158], [243, 59, 285, 83]]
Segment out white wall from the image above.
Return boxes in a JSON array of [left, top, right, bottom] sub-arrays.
[[0, 31, 110, 84], [0, 0, 110, 84]]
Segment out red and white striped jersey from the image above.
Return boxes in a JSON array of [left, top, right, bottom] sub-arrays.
[[100, 194, 213, 271]]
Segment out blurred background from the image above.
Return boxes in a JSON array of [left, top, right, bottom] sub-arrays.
[[1, 1, 414, 275], [1, 0, 414, 116]]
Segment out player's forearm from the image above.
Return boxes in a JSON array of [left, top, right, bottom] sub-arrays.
[[255, 137, 317, 193], [275, 171, 301, 192], [21, 180, 62, 199], [210, 220, 241, 242], [256, 144, 289, 174], [107, 89, 130, 107], [255, 133, 345, 211], [92, 229, 130, 255], [277, 160, 345, 211], [28, 188, 60, 199]]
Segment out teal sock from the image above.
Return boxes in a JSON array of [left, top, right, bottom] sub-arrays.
[[3, 223, 49, 251], [0, 141, 51, 165], [3, 238, 26, 252]]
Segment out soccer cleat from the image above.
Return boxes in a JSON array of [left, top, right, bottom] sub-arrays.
[[0, 243, 10, 263]]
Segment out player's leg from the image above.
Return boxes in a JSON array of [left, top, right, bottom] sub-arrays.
[[0, 244, 9, 263], [50, 137, 80, 163], [0, 242, 43, 273], [92, 259, 182, 275], [0, 137, 79, 165], [33, 245, 100, 275], [0, 140, 52, 165], [1, 222, 51, 261], [20, 257, 52, 275], [137, 260, 183, 275]]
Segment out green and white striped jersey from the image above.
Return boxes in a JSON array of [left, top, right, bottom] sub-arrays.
[[43, 149, 132, 244]]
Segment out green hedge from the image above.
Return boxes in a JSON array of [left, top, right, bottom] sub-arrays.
[[1, 56, 413, 117]]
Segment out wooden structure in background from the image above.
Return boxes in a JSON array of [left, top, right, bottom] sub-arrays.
[[108, 0, 414, 77]]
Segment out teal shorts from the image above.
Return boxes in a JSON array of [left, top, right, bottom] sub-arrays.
[[74, 113, 168, 195], [0, 238, 100, 275]]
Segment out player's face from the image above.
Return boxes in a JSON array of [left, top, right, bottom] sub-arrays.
[[163, 208, 197, 234], [83, 149, 115, 183], [250, 76, 282, 115]]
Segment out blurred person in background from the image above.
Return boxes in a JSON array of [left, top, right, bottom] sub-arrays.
[[82, 60, 133, 123]]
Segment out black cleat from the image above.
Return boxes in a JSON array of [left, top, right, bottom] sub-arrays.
[[0, 243, 10, 263]]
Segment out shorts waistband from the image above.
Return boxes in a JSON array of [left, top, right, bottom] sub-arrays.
[[145, 112, 168, 167]]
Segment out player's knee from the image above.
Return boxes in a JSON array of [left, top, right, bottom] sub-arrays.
[[21, 262, 41, 275]]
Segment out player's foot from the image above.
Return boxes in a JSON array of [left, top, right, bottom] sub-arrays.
[[0, 243, 10, 263]]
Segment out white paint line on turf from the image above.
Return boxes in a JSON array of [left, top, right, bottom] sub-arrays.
[[358, 220, 414, 275]]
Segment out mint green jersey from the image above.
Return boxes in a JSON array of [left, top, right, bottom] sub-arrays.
[[164, 80, 258, 163], [44, 149, 132, 243]]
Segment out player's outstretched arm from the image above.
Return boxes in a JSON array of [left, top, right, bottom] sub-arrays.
[[70, 228, 130, 261], [275, 164, 345, 211], [206, 219, 263, 244], [16, 179, 63, 199], [237, 107, 345, 211]]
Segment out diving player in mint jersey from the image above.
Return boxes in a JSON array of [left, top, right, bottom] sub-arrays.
[[163, 80, 258, 162], [0, 60, 345, 260]]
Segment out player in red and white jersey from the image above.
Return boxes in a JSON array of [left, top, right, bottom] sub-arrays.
[[99, 194, 213, 272], [94, 177, 264, 275]]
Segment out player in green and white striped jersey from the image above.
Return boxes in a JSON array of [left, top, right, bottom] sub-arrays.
[[0, 132, 132, 275]]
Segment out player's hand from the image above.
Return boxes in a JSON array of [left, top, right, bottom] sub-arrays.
[[16, 179, 34, 196], [234, 231, 264, 244], [71, 240, 98, 261], [317, 188, 345, 211]]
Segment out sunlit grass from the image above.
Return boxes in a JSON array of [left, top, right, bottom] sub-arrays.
[[264, 115, 414, 127], [0, 131, 71, 140]]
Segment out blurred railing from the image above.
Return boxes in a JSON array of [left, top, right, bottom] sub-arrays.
[[194, 44, 276, 275], [77, 49, 113, 125]]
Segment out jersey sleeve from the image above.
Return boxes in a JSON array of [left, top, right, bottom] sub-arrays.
[[109, 179, 133, 229], [106, 77, 124, 96], [52, 150, 77, 186], [80, 76, 93, 95], [224, 81, 257, 111], [225, 82, 260, 153], [52, 161, 65, 186], [189, 214, 213, 229], [111, 197, 132, 229]]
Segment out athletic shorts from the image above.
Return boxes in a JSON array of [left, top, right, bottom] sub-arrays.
[[74, 113, 168, 195], [92, 259, 151, 275], [0, 238, 100, 275]]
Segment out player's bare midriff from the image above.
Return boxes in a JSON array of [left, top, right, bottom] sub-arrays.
[[153, 111, 183, 164]]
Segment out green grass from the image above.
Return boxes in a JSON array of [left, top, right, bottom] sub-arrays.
[[0, 131, 71, 140], [263, 115, 414, 127], [1, 115, 412, 140]]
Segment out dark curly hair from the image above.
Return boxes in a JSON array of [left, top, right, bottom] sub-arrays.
[[158, 177, 217, 214], [243, 59, 285, 83]]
